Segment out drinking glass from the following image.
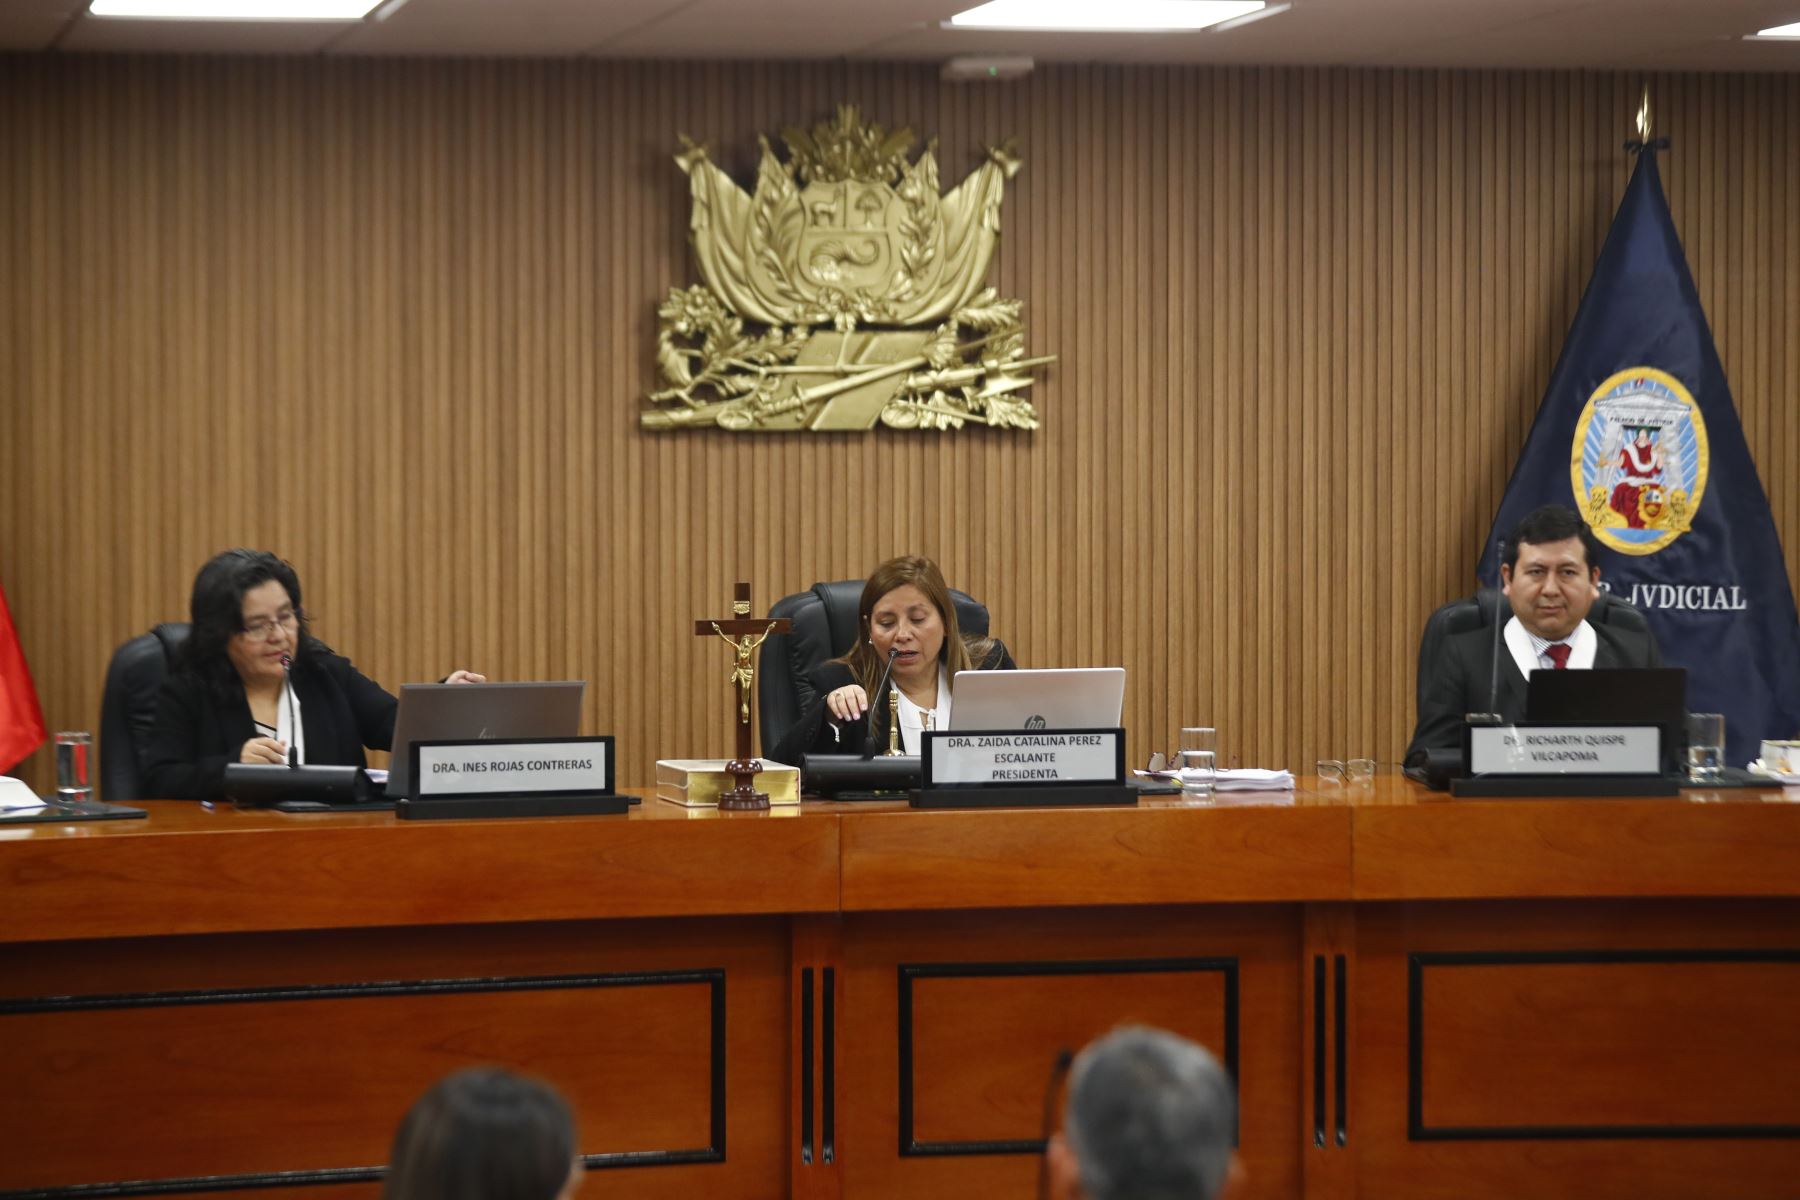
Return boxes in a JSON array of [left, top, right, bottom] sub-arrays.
[[1686, 713, 1724, 782], [55, 731, 93, 806], [1178, 749, 1216, 799]]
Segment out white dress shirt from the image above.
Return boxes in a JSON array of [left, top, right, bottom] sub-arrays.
[[1504, 616, 1597, 680]]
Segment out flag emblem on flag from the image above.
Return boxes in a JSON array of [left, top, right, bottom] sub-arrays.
[[1570, 366, 1709, 555]]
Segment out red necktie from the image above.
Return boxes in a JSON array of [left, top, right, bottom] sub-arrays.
[[1546, 643, 1572, 669]]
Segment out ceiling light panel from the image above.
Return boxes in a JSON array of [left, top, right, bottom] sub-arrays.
[[88, 0, 379, 19], [947, 0, 1265, 33]]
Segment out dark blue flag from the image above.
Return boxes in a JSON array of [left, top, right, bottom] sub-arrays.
[[1479, 149, 1800, 769]]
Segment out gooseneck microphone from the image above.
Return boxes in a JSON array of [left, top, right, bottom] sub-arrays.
[[1486, 538, 1508, 717], [280, 654, 298, 768], [861, 647, 902, 760]]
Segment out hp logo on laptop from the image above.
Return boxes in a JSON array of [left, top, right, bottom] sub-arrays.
[[1025, 714, 1047, 730]]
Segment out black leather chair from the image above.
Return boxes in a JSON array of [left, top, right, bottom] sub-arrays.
[[1408, 588, 1650, 781], [99, 623, 190, 801], [758, 581, 989, 759]]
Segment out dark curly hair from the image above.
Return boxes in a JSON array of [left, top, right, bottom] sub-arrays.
[[175, 549, 325, 702]]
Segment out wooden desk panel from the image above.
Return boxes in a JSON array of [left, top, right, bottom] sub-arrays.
[[8, 780, 1800, 1200], [1350, 778, 1800, 900], [840, 798, 1351, 909], [0, 801, 840, 943], [1351, 899, 1800, 1200], [835, 906, 1303, 1200], [0, 917, 792, 1200]]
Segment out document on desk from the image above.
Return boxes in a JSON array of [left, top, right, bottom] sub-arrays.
[[0, 776, 47, 810]]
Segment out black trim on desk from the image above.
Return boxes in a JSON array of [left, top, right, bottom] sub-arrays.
[[1312, 955, 1326, 1148], [897, 957, 1238, 1158], [1408, 949, 1800, 1142], [822, 966, 837, 1164], [0, 969, 723, 1014], [800, 966, 815, 1165], [0, 969, 729, 1200], [1333, 952, 1347, 1147]]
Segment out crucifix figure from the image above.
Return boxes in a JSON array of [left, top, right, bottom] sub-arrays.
[[693, 582, 791, 810]]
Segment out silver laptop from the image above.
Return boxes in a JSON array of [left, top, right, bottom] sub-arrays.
[[385, 681, 585, 797], [950, 668, 1126, 731]]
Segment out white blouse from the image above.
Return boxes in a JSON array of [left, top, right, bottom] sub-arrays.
[[895, 668, 953, 755], [253, 677, 306, 764]]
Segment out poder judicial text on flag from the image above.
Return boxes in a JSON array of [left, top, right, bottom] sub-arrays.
[[1477, 143, 1800, 768], [0, 577, 47, 773]]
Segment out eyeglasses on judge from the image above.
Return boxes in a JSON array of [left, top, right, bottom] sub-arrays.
[[238, 610, 299, 640]]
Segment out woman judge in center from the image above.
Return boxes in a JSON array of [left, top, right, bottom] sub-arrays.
[[771, 555, 1015, 763]]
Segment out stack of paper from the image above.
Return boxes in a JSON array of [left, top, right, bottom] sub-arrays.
[[1212, 769, 1295, 792], [0, 776, 47, 811]]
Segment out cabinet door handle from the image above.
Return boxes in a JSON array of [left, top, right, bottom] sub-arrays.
[[1312, 955, 1326, 1147], [822, 967, 836, 1164], [801, 967, 815, 1164], [1333, 953, 1347, 1147]]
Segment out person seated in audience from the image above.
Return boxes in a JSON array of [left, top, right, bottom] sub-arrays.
[[770, 554, 1014, 762], [1405, 503, 1663, 766], [143, 548, 483, 799], [1047, 1025, 1241, 1200], [385, 1067, 581, 1200]]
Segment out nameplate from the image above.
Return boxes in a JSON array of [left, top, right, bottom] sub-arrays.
[[1467, 725, 1662, 776], [922, 729, 1125, 787], [412, 737, 614, 798]]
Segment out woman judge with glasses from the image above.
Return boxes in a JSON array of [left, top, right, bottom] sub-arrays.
[[143, 549, 483, 800]]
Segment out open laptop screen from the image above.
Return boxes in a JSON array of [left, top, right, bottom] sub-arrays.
[[949, 668, 1126, 731], [385, 681, 585, 797]]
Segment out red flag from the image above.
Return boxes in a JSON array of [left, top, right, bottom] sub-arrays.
[[0, 580, 47, 773]]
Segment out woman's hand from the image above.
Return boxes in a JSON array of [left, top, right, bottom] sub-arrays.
[[444, 670, 487, 685], [239, 737, 289, 765], [825, 684, 869, 722]]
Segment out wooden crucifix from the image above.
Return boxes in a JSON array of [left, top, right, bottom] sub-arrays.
[[694, 582, 791, 810]]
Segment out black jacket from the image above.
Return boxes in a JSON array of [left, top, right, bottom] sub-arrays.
[[1404, 620, 1663, 765], [143, 651, 397, 800], [768, 640, 1016, 764]]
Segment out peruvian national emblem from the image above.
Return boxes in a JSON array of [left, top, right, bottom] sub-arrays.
[[642, 105, 1054, 432]]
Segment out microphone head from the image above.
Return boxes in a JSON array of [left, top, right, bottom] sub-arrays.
[[279, 654, 292, 671], [888, 647, 900, 659]]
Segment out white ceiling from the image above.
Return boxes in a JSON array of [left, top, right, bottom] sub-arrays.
[[5, 0, 1799, 70]]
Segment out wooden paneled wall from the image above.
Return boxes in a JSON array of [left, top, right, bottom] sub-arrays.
[[2, 55, 1796, 789]]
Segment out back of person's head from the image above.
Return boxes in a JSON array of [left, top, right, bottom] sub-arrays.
[[1503, 504, 1602, 573], [1062, 1026, 1237, 1200], [384, 1068, 579, 1200]]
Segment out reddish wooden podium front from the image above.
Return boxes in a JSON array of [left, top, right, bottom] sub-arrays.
[[2, 779, 1796, 1200]]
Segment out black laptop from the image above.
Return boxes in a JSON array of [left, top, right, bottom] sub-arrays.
[[1525, 667, 1687, 774]]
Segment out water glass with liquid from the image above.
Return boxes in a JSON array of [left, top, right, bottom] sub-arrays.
[[1686, 713, 1724, 783], [55, 731, 93, 806], [1178, 749, 1216, 799]]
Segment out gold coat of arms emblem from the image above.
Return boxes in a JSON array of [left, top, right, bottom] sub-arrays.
[[643, 106, 1054, 432]]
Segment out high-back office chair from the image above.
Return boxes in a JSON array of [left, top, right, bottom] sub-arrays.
[[1408, 588, 1650, 781], [99, 623, 191, 801], [758, 580, 989, 759]]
